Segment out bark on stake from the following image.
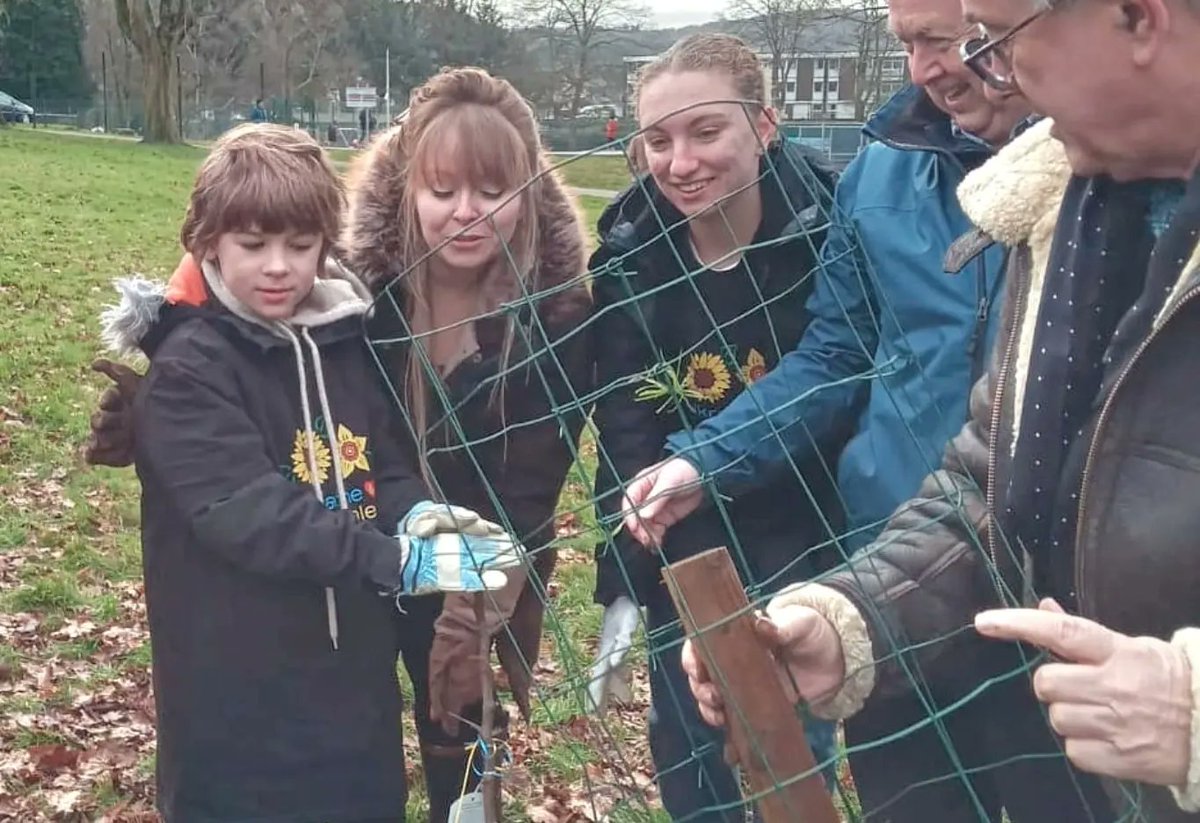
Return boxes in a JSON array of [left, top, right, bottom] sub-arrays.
[[662, 546, 840, 823]]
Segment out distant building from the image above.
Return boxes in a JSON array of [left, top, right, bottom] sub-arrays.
[[623, 18, 908, 121]]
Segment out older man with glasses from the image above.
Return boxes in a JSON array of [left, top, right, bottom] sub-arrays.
[[682, 0, 1200, 819]]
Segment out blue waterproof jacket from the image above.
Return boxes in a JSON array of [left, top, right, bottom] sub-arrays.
[[668, 86, 1008, 550]]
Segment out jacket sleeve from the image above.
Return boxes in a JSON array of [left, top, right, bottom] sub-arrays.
[[771, 309, 1019, 719], [589, 247, 670, 607], [664, 157, 878, 496], [134, 347, 407, 591]]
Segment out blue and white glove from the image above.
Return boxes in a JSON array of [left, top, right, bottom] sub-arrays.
[[394, 501, 525, 596], [587, 595, 642, 714]]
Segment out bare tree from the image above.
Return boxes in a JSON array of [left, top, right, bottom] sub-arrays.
[[521, 0, 647, 116], [114, 0, 190, 142], [181, 0, 252, 119], [728, 0, 818, 111], [82, 0, 140, 128], [814, 0, 897, 119], [256, 0, 346, 116]]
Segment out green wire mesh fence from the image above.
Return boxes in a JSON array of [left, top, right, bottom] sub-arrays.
[[362, 102, 1148, 822]]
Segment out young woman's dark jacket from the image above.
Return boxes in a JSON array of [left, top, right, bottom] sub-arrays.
[[341, 124, 594, 714], [590, 139, 851, 606]]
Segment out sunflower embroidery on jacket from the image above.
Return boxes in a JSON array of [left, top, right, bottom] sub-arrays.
[[290, 430, 332, 485], [684, 352, 732, 403], [740, 348, 768, 385]]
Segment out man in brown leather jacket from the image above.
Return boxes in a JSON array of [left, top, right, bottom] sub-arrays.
[[684, 0, 1200, 819]]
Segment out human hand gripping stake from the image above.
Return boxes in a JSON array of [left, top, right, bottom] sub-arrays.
[[682, 598, 847, 728], [975, 598, 1194, 790]]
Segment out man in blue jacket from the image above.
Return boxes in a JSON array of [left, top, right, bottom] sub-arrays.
[[616, 0, 1037, 816]]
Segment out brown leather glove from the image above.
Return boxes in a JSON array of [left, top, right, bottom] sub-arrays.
[[84, 359, 143, 467], [427, 567, 527, 736], [495, 547, 556, 720]]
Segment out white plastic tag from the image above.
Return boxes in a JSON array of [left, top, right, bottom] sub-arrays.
[[447, 790, 486, 823]]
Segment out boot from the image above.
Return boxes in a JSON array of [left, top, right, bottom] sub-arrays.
[[421, 742, 475, 823]]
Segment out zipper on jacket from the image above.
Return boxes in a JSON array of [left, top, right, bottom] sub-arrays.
[[986, 251, 1030, 572], [1074, 283, 1200, 614]]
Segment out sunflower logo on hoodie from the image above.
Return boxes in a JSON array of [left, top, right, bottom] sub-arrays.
[[683, 352, 732, 403], [291, 430, 332, 485]]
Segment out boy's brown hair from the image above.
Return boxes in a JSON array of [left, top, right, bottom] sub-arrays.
[[180, 123, 344, 260]]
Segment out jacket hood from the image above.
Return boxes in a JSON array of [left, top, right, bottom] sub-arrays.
[[595, 138, 835, 256], [865, 85, 995, 164], [101, 253, 374, 357], [339, 124, 591, 330]]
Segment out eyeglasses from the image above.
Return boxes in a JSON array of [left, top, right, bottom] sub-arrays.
[[959, 9, 1048, 91]]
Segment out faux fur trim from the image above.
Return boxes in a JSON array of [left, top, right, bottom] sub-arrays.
[[101, 276, 166, 357], [767, 583, 876, 721], [340, 123, 591, 329], [957, 119, 1071, 454], [1170, 627, 1200, 812], [956, 118, 1070, 247]]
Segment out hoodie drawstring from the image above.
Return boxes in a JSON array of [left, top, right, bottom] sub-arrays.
[[280, 323, 348, 651]]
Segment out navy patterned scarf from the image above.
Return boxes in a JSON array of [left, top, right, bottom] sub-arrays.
[[1005, 172, 1196, 588]]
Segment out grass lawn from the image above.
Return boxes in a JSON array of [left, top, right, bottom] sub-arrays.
[[0, 127, 660, 821]]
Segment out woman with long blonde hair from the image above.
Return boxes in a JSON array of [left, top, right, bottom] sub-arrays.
[[343, 67, 593, 819]]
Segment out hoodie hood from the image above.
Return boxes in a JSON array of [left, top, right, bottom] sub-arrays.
[[101, 253, 375, 358], [339, 123, 591, 331]]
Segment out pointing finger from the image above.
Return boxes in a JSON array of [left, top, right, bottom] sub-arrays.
[[975, 608, 1115, 665]]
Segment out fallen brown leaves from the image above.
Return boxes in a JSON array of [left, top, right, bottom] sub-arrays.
[[1, 524, 158, 821]]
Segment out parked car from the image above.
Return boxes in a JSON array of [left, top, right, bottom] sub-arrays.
[[576, 103, 617, 119], [0, 90, 34, 123]]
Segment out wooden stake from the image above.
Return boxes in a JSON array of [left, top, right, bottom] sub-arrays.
[[662, 547, 840, 823], [475, 595, 500, 822]]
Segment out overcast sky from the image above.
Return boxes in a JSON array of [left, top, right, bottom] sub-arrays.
[[647, 0, 728, 28]]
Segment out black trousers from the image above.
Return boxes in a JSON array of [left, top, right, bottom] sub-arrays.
[[844, 643, 1115, 823]]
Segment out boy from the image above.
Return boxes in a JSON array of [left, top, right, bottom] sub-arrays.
[[106, 123, 520, 822]]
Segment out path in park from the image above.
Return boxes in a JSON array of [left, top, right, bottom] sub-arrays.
[[571, 186, 619, 199]]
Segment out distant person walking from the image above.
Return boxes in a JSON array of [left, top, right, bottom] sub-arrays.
[[605, 115, 619, 143], [250, 98, 268, 123]]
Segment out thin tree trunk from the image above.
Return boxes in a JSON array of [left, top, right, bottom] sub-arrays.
[[142, 41, 180, 142]]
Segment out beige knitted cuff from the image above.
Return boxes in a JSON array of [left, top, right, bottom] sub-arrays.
[[1170, 627, 1200, 812], [767, 582, 876, 721]]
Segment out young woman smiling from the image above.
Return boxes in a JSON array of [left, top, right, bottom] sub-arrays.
[[588, 33, 846, 821]]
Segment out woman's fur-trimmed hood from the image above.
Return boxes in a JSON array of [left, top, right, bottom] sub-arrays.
[[339, 124, 592, 329]]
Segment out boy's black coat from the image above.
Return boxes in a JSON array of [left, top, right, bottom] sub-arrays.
[[131, 274, 424, 822]]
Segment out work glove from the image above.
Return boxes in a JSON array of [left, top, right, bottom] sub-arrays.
[[427, 572, 527, 736], [587, 595, 641, 715], [85, 359, 142, 467], [394, 502, 526, 595]]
